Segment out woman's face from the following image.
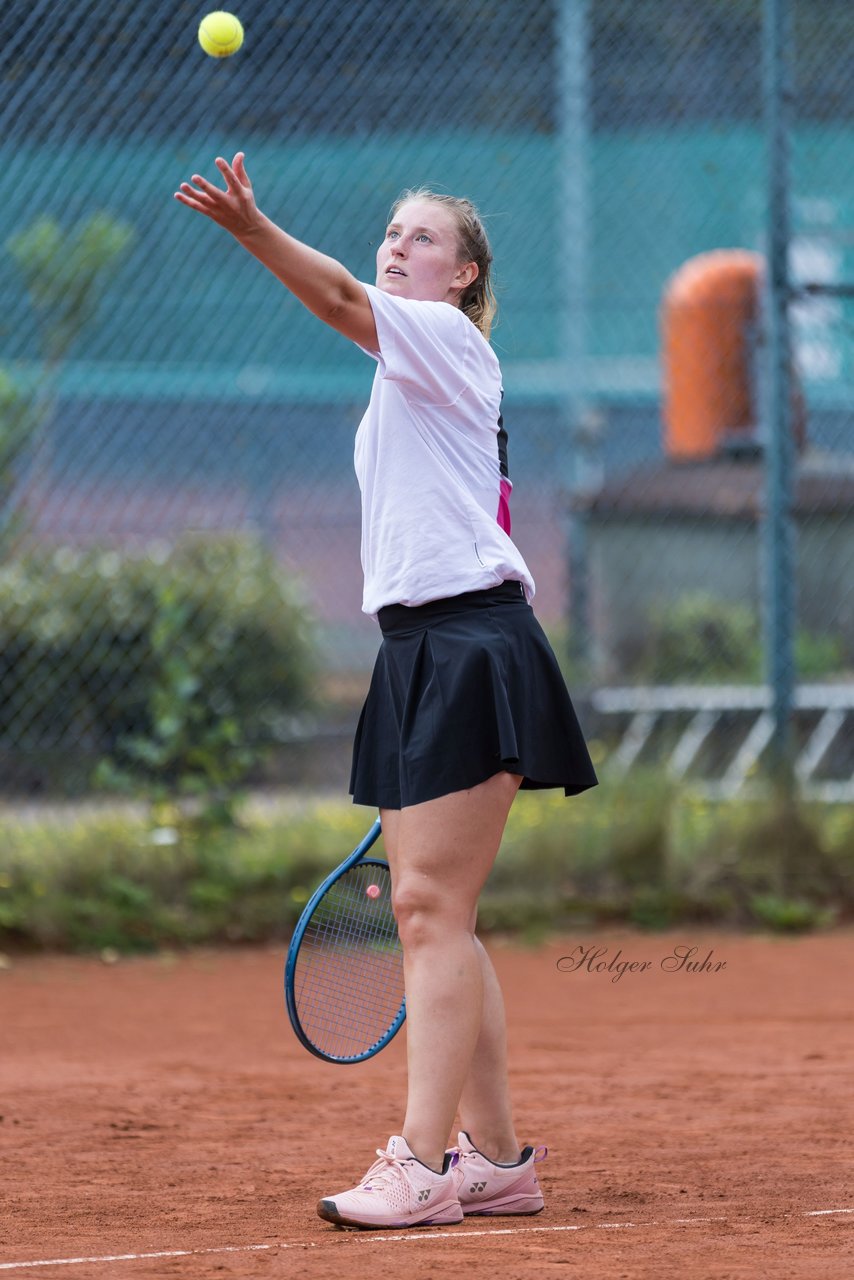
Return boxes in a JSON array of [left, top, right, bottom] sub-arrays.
[[375, 198, 477, 305]]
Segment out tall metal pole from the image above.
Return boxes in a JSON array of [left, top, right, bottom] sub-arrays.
[[557, 0, 592, 677], [761, 0, 797, 785]]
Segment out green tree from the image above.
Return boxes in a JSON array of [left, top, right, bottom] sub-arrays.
[[1, 212, 134, 550], [0, 371, 39, 546], [7, 213, 134, 368]]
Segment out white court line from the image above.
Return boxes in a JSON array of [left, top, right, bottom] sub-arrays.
[[0, 1246, 291, 1272], [1, 1209, 851, 1272], [671, 1218, 722, 1224], [367, 1226, 582, 1242]]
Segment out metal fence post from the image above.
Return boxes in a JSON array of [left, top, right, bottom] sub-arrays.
[[761, 0, 797, 788], [557, 0, 592, 678]]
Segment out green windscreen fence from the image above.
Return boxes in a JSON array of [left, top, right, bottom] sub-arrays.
[[1, 0, 853, 794]]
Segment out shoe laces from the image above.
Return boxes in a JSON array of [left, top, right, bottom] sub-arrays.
[[361, 1148, 412, 1193]]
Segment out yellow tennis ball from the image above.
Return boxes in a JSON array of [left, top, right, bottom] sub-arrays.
[[198, 11, 244, 58]]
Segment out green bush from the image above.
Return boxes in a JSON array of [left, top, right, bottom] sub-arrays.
[[0, 803, 370, 953], [627, 592, 845, 683], [0, 534, 318, 792], [1, 778, 852, 954], [748, 895, 834, 933], [683, 789, 853, 927]]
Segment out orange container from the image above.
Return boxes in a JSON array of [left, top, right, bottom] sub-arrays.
[[661, 250, 762, 460]]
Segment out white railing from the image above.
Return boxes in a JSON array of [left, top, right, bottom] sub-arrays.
[[590, 684, 854, 802]]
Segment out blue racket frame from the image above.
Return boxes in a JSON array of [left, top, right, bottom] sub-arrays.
[[284, 817, 407, 1064]]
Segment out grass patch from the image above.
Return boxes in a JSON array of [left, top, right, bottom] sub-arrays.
[[1, 770, 853, 953]]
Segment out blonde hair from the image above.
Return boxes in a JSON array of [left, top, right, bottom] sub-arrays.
[[389, 188, 498, 340]]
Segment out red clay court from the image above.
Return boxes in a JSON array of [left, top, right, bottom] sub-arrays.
[[2, 927, 852, 1278]]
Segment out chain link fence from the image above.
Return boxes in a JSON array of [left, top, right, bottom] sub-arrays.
[[1, 0, 852, 801]]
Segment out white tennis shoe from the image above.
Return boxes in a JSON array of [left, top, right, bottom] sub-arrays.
[[447, 1131, 547, 1215], [317, 1135, 464, 1230]]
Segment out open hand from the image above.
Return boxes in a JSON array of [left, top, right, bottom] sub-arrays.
[[174, 152, 261, 238]]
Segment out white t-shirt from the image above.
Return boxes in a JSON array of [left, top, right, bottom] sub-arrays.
[[354, 283, 535, 617]]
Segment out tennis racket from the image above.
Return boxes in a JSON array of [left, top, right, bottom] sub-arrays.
[[284, 817, 406, 1064]]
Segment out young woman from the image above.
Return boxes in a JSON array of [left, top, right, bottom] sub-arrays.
[[175, 154, 598, 1231]]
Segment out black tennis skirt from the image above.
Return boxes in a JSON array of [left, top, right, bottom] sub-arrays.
[[349, 580, 599, 810]]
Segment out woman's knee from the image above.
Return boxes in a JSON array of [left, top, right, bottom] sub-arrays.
[[392, 879, 473, 948]]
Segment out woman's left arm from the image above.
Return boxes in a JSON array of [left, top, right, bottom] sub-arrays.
[[175, 153, 378, 350]]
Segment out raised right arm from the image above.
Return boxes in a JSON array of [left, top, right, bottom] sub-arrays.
[[174, 152, 378, 350]]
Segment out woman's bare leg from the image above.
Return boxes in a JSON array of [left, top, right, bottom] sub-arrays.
[[379, 770, 521, 1173], [455, 930, 521, 1163]]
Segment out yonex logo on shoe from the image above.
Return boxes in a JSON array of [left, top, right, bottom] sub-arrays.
[[417, 1189, 431, 1202], [470, 1181, 487, 1193]]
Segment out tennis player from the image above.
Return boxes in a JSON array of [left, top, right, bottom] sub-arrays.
[[175, 154, 598, 1231]]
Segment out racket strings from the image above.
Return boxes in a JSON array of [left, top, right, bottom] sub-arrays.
[[293, 861, 404, 1059]]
